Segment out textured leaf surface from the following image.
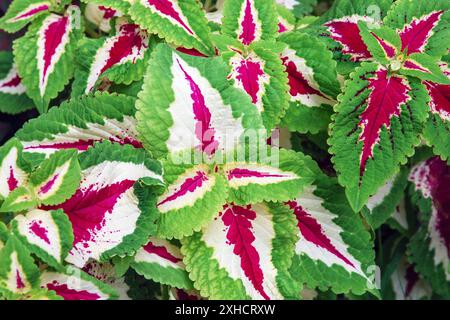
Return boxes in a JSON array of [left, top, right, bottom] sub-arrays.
[[0, 236, 40, 298], [287, 175, 376, 295], [136, 44, 263, 159], [13, 6, 81, 113], [72, 23, 151, 96], [42, 142, 163, 268], [408, 157, 450, 297], [131, 237, 193, 290], [222, 0, 278, 46], [40, 266, 119, 300], [12, 209, 73, 269], [0, 52, 34, 115], [279, 32, 340, 134], [15, 93, 142, 160], [0, 0, 50, 33], [329, 63, 428, 212], [129, 0, 214, 55], [182, 202, 299, 300]]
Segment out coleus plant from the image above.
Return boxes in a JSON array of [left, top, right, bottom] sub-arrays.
[[0, 0, 449, 301]]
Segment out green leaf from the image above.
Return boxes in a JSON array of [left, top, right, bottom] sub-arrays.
[[80, 0, 131, 12], [29, 149, 81, 206], [222, 0, 278, 46], [288, 174, 377, 296], [13, 6, 82, 113], [181, 202, 299, 300], [129, 0, 214, 55], [400, 53, 450, 84], [359, 23, 401, 64], [225, 148, 319, 205], [0, 187, 37, 213], [0, 51, 34, 114], [12, 209, 74, 269], [329, 62, 428, 212], [0, 235, 40, 298], [136, 43, 263, 159], [0, 0, 51, 33], [278, 31, 340, 134], [131, 237, 193, 290]]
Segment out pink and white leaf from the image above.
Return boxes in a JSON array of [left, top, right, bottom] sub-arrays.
[[0, 64, 27, 95], [0, 142, 28, 199], [134, 237, 185, 270], [237, 0, 262, 45], [424, 62, 450, 121]]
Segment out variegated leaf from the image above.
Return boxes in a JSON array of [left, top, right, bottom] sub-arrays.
[[0, 0, 51, 33], [136, 44, 263, 159], [223, 41, 289, 130], [129, 0, 214, 55], [81, 0, 130, 16], [408, 157, 450, 297], [72, 23, 151, 97], [43, 142, 163, 268], [15, 93, 142, 162], [423, 62, 450, 162], [84, 3, 123, 33], [365, 167, 409, 229], [29, 149, 81, 206], [181, 202, 299, 300], [0, 235, 40, 298], [0, 138, 30, 200], [279, 32, 340, 134], [131, 237, 193, 290], [13, 6, 81, 113], [82, 260, 130, 300], [224, 148, 318, 205], [0, 51, 34, 115], [40, 266, 118, 300], [275, 4, 295, 33], [156, 160, 227, 240], [384, 0, 450, 57], [222, 0, 278, 46], [329, 63, 428, 212], [287, 175, 376, 295], [11, 209, 73, 269]]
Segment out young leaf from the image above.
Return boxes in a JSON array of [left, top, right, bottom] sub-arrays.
[[408, 157, 450, 297], [225, 149, 318, 205], [224, 41, 289, 130], [0, 138, 29, 200], [13, 6, 81, 113], [15, 93, 142, 160], [29, 149, 81, 206], [181, 202, 299, 300], [136, 44, 263, 159], [129, 0, 214, 55], [0, 0, 51, 33], [287, 175, 376, 295], [40, 266, 119, 300], [0, 186, 37, 213], [131, 237, 193, 290], [279, 32, 340, 134], [384, 0, 450, 57], [0, 235, 40, 298], [72, 23, 151, 97], [156, 160, 227, 240], [42, 142, 163, 268], [422, 62, 450, 161], [329, 63, 428, 212], [0, 51, 34, 115], [11, 209, 74, 269], [222, 0, 278, 46], [400, 53, 450, 84]]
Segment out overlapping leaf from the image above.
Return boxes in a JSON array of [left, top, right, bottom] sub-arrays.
[[131, 237, 193, 290], [329, 63, 428, 212], [129, 0, 214, 55], [72, 23, 152, 97], [136, 44, 263, 159], [286, 174, 376, 295], [13, 6, 82, 113], [279, 32, 340, 134], [11, 209, 74, 269], [182, 202, 299, 300], [408, 157, 450, 297], [42, 141, 163, 268], [0, 51, 34, 115], [0, 0, 51, 33]]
